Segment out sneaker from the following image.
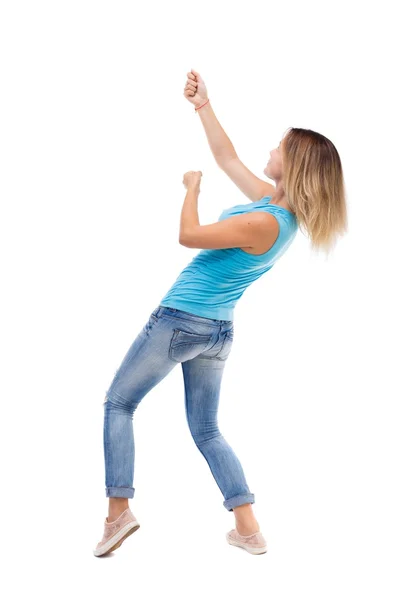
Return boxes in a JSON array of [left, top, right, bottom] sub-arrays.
[[226, 528, 268, 555], [93, 507, 140, 557]]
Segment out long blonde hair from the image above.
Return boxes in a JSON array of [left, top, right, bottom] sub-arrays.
[[281, 127, 348, 257]]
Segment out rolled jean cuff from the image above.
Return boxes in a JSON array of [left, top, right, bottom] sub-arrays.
[[223, 492, 255, 512], [106, 486, 134, 499]]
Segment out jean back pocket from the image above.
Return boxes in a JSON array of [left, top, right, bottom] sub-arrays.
[[169, 329, 213, 363]]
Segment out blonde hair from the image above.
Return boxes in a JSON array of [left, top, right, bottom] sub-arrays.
[[281, 127, 348, 257]]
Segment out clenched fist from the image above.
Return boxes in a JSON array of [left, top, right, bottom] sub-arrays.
[[183, 170, 203, 190], [183, 69, 209, 109]]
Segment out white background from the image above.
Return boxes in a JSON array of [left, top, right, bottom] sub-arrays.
[[1, 0, 399, 597]]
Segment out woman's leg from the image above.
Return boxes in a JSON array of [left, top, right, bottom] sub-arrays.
[[181, 345, 260, 535], [103, 308, 178, 519]]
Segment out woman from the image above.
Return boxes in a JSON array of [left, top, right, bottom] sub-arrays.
[[93, 70, 348, 557]]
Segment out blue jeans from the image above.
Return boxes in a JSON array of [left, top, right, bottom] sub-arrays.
[[103, 305, 255, 512]]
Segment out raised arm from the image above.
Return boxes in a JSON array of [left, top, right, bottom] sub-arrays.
[[184, 71, 275, 202]]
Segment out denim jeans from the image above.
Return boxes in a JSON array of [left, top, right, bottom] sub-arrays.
[[103, 304, 255, 512]]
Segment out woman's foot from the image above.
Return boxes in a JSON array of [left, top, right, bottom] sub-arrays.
[[226, 528, 268, 555], [94, 507, 140, 557]]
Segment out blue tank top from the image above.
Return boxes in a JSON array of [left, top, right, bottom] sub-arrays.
[[159, 196, 298, 321]]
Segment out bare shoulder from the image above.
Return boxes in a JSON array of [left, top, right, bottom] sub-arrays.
[[252, 211, 280, 233], [240, 211, 280, 255]]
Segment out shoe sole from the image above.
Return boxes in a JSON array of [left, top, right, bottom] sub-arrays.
[[226, 533, 267, 555], [93, 521, 140, 557]]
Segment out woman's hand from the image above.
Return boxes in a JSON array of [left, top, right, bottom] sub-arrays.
[[183, 170, 202, 191], [183, 69, 209, 108]]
